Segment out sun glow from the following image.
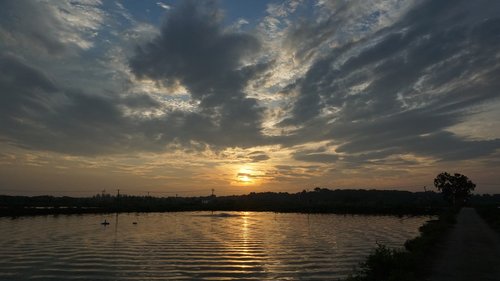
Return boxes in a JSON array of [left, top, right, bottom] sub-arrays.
[[239, 175, 251, 182], [236, 167, 255, 185]]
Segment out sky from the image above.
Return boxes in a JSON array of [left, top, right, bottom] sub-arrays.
[[0, 0, 499, 196]]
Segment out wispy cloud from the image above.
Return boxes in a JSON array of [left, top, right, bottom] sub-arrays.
[[156, 2, 171, 10], [1, 0, 499, 193]]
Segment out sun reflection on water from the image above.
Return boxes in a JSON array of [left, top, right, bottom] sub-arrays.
[[0, 212, 429, 280]]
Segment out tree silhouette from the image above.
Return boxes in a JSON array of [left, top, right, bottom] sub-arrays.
[[434, 172, 476, 207]]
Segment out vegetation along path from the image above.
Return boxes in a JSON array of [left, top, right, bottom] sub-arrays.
[[429, 208, 500, 281]]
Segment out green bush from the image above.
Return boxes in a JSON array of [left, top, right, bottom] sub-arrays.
[[346, 244, 417, 281], [346, 209, 457, 281]]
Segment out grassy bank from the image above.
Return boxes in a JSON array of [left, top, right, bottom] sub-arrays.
[[475, 206, 500, 233], [345, 209, 457, 281]]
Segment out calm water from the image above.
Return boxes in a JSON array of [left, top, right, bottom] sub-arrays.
[[0, 212, 429, 280]]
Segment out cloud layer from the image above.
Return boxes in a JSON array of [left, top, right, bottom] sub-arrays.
[[0, 0, 499, 193], [129, 2, 271, 148], [279, 0, 500, 163]]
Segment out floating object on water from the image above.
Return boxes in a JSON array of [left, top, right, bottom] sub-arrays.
[[101, 219, 110, 225], [132, 222, 137, 225]]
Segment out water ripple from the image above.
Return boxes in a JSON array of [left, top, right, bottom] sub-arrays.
[[0, 212, 430, 280]]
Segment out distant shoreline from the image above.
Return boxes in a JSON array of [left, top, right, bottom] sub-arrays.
[[2, 188, 498, 218]]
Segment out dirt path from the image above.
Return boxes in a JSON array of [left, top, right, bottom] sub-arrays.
[[429, 208, 500, 281]]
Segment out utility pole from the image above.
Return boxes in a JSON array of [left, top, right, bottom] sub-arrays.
[[117, 189, 120, 198]]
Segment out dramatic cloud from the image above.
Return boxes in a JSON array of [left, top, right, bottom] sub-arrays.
[[0, 53, 135, 155], [247, 151, 270, 162], [0, 0, 499, 194], [292, 147, 338, 164], [0, 1, 270, 154], [0, 0, 105, 55], [130, 1, 270, 148], [280, 0, 500, 163]]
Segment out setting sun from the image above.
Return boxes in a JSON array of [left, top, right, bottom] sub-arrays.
[[239, 175, 251, 182], [236, 168, 255, 185]]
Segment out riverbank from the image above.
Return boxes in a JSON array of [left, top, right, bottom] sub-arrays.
[[345, 209, 457, 281], [475, 206, 500, 233]]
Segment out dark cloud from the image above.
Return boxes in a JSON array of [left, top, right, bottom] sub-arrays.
[[0, 1, 271, 155], [120, 94, 161, 109], [271, 164, 321, 182], [283, 1, 356, 63], [129, 1, 269, 148], [0, 53, 139, 155], [1, 0, 499, 167], [0, 53, 58, 125], [247, 151, 270, 162], [281, 0, 500, 162], [0, 1, 73, 54], [292, 147, 338, 163]]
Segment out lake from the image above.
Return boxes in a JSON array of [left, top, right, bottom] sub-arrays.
[[0, 212, 430, 280]]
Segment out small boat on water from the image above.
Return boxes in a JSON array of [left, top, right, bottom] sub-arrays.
[[101, 219, 110, 225]]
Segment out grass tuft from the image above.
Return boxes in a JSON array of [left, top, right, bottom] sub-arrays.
[[345, 209, 457, 281]]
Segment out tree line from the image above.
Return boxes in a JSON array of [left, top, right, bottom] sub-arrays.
[[0, 172, 496, 216]]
